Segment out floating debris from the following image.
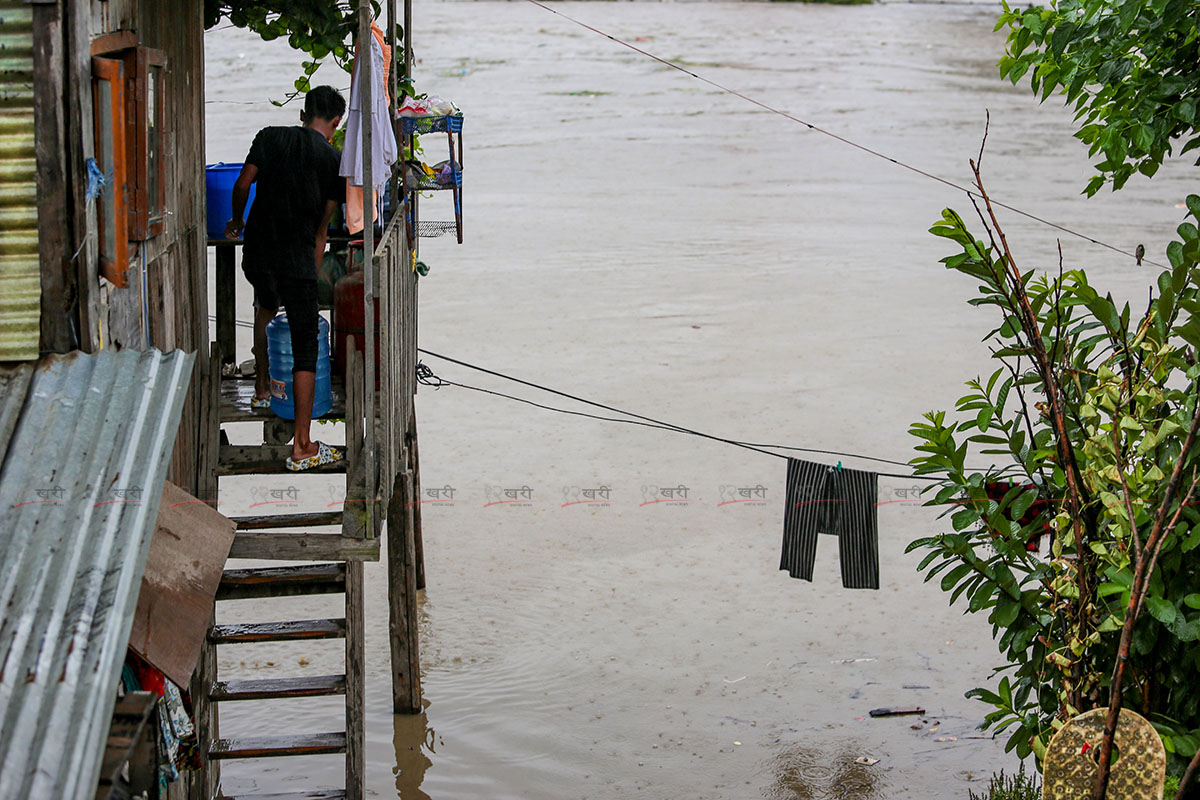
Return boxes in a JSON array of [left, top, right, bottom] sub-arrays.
[[868, 706, 925, 718]]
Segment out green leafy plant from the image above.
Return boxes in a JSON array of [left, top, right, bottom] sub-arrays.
[[968, 765, 1042, 800], [997, 0, 1200, 196], [907, 169, 1200, 791]]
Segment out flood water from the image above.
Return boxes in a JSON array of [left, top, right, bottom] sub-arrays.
[[204, 2, 1195, 798]]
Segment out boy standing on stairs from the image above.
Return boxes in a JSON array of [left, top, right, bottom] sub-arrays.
[[225, 85, 347, 472]]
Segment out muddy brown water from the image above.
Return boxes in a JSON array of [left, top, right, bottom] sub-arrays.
[[204, 2, 1194, 797]]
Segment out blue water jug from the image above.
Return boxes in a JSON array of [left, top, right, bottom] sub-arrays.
[[266, 312, 332, 420]]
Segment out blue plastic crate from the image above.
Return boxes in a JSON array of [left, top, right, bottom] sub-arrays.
[[399, 114, 464, 135]]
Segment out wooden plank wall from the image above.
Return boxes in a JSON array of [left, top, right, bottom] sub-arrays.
[[82, 0, 208, 496]]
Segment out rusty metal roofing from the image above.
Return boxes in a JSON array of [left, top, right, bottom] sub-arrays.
[[0, 348, 194, 800], [0, 3, 39, 361]]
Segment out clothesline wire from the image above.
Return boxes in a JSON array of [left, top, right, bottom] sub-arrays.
[[416, 348, 942, 482], [419, 349, 783, 460], [210, 314, 972, 480], [519, 0, 1167, 270]]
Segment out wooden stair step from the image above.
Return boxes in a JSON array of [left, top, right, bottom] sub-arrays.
[[229, 511, 344, 530], [217, 444, 347, 476], [228, 531, 380, 562], [208, 732, 346, 760], [210, 674, 346, 702], [209, 618, 345, 644], [217, 563, 346, 601], [219, 374, 346, 424], [220, 791, 346, 800]]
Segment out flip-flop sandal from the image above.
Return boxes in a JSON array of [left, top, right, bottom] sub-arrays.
[[251, 396, 271, 409], [286, 441, 344, 472]]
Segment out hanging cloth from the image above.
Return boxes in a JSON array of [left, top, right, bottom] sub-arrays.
[[341, 21, 396, 234], [780, 458, 880, 589]]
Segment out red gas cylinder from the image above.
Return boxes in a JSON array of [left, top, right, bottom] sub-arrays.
[[333, 271, 381, 385]]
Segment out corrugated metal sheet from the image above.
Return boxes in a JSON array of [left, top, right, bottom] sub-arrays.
[[0, 348, 194, 800], [0, 3, 39, 361]]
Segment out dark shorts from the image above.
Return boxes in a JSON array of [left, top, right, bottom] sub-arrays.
[[245, 270, 319, 373]]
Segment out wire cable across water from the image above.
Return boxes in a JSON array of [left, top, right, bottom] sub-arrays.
[[519, 0, 1166, 269]]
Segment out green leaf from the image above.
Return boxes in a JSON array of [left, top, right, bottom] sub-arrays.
[[1175, 734, 1200, 758], [1010, 489, 1039, 521], [941, 562, 974, 593], [993, 600, 1021, 628], [1146, 596, 1177, 625], [1187, 195, 1200, 220]]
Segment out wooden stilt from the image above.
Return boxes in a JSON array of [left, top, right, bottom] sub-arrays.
[[214, 245, 237, 367], [190, 611, 219, 800], [407, 410, 425, 590], [345, 560, 365, 800], [388, 470, 421, 714], [196, 342, 221, 509]]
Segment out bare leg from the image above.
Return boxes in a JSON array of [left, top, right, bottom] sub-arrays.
[[253, 305, 277, 400], [292, 370, 317, 460]]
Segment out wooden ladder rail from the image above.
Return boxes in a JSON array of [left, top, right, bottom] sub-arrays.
[[190, 336, 370, 800]]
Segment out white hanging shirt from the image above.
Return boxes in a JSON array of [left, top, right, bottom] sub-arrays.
[[339, 32, 397, 191]]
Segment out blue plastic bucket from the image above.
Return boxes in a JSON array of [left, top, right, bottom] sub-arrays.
[[205, 162, 257, 239]]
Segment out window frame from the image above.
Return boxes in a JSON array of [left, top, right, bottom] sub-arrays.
[[91, 55, 130, 286], [123, 46, 167, 240]]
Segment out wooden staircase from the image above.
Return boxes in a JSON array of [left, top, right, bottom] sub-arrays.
[[205, 559, 362, 800], [194, 344, 375, 800]]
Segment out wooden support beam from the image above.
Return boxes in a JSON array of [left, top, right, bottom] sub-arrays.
[[195, 343, 221, 509], [407, 410, 425, 590], [388, 470, 421, 714], [345, 560, 365, 800], [65, 0, 98, 351], [189, 611, 220, 800], [214, 244, 237, 365], [32, 0, 73, 353], [358, 1, 378, 542]]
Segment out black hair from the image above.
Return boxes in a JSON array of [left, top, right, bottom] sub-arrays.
[[305, 85, 346, 121]]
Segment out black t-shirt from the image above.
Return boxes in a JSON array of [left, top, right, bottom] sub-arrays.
[[242, 126, 343, 280]]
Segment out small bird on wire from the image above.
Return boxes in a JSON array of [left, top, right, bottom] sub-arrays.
[[1135, 243, 1145, 266]]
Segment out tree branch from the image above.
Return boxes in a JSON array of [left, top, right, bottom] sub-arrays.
[[1092, 399, 1200, 800]]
